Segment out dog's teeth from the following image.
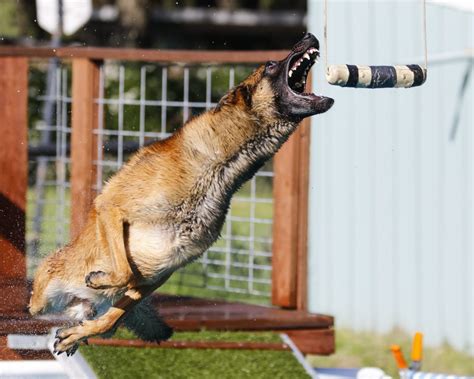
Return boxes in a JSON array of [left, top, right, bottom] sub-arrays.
[[304, 53, 310, 60], [289, 70, 293, 78]]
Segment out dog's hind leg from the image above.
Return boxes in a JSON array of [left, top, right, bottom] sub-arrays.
[[123, 297, 173, 342], [85, 204, 134, 290], [54, 284, 154, 355]]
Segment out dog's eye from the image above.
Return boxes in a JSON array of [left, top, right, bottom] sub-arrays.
[[265, 61, 278, 75], [266, 61, 277, 69]]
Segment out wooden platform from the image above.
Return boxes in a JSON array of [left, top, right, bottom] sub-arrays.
[[0, 293, 334, 359]]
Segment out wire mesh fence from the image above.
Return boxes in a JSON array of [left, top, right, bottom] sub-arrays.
[[27, 61, 71, 277], [27, 60, 274, 303]]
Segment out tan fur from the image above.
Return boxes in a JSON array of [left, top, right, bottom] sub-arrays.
[[29, 56, 324, 355]]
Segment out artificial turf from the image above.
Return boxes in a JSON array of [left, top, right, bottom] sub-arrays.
[[80, 329, 310, 379]]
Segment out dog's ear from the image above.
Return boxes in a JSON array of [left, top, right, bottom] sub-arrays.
[[214, 83, 253, 112], [236, 84, 253, 109]]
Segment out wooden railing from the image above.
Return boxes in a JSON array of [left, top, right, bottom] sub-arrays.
[[0, 46, 311, 311]]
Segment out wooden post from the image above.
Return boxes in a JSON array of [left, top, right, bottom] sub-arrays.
[[272, 78, 312, 310], [295, 117, 310, 311], [0, 57, 29, 313], [272, 133, 300, 308], [70, 59, 100, 239]]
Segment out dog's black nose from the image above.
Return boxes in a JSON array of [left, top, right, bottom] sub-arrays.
[[302, 32, 319, 49]]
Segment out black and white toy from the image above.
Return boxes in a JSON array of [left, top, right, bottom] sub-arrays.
[[323, 0, 428, 89]]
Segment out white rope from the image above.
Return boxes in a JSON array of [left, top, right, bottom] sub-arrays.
[[323, 0, 428, 70], [324, 0, 328, 73], [422, 0, 428, 69]]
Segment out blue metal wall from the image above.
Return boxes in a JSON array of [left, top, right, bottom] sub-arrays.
[[307, 0, 473, 353]]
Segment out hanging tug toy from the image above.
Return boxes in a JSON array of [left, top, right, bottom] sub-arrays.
[[324, 0, 428, 89]]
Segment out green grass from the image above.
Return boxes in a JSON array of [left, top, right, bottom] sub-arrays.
[[80, 329, 310, 379], [0, 0, 19, 37], [26, 186, 70, 278], [80, 328, 474, 378], [308, 329, 474, 377], [111, 328, 282, 343]]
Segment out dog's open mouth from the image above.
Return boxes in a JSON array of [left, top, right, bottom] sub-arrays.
[[287, 47, 319, 94], [272, 33, 333, 118]]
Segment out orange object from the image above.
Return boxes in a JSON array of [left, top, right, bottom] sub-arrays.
[[411, 332, 424, 362], [410, 332, 424, 371], [390, 344, 408, 369]]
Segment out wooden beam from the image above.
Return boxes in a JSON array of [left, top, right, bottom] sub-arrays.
[[272, 75, 312, 309], [0, 57, 29, 313], [284, 328, 335, 355], [0, 46, 287, 64], [296, 115, 311, 311], [70, 59, 100, 239], [272, 135, 300, 308]]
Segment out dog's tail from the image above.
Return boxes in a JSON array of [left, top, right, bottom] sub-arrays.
[[122, 298, 173, 342]]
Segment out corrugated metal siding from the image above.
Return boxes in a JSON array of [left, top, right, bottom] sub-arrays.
[[307, 0, 473, 353]]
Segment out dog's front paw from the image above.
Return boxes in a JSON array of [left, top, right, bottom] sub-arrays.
[[85, 271, 110, 289], [53, 326, 84, 356]]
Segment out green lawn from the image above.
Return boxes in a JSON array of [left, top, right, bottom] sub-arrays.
[[80, 328, 473, 378], [81, 329, 310, 379], [0, 0, 19, 37]]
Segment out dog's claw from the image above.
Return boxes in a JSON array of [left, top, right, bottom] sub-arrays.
[[68, 344, 79, 356], [55, 327, 67, 341], [52, 322, 87, 356]]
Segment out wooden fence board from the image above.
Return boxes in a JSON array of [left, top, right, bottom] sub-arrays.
[[0, 57, 28, 313], [272, 76, 312, 310], [70, 59, 100, 239]]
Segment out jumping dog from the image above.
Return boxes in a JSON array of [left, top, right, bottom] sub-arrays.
[[29, 33, 334, 355]]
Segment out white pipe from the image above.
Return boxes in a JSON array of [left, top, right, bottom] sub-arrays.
[[7, 334, 49, 350], [47, 328, 98, 379], [280, 333, 318, 379], [0, 360, 67, 378], [7, 331, 97, 379]]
